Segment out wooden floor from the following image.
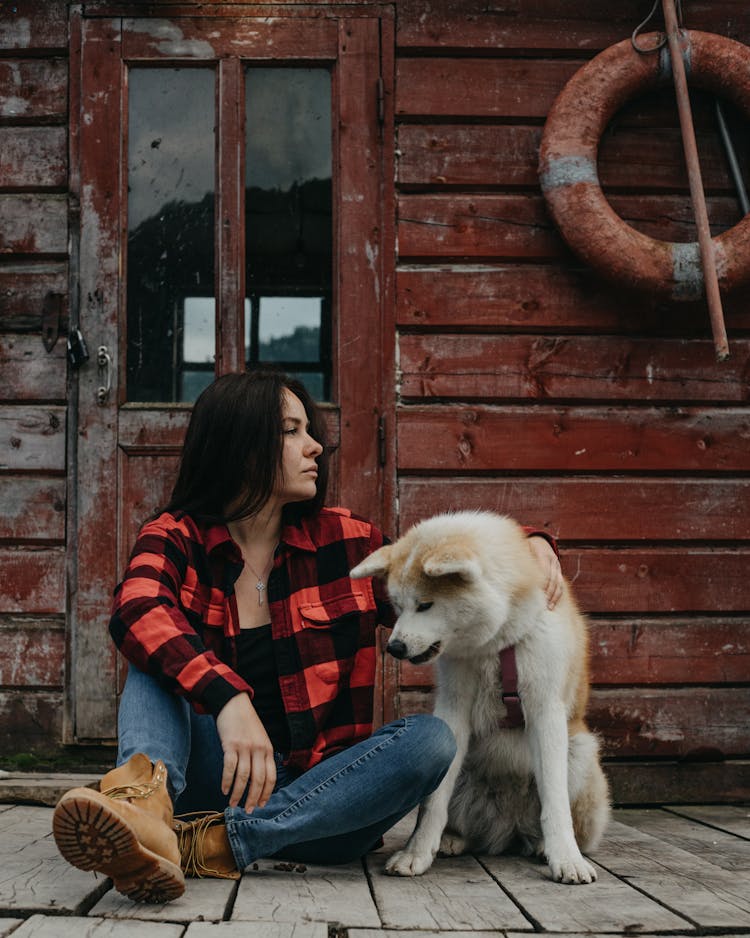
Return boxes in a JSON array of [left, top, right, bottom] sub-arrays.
[[0, 801, 749, 937]]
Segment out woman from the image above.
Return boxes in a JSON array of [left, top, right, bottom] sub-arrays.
[[52, 370, 562, 903]]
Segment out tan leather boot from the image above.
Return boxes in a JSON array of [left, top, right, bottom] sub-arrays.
[[175, 812, 240, 880], [52, 753, 185, 903]]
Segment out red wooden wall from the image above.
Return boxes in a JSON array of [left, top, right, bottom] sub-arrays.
[[0, 3, 69, 755], [387, 0, 750, 802], [0, 0, 749, 801]]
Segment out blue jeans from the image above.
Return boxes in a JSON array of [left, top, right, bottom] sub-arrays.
[[117, 666, 456, 869]]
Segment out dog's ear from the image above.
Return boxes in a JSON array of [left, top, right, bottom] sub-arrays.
[[422, 544, 481, 582], [350, 545, 393, 580]]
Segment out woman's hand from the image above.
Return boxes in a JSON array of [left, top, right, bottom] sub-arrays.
[[528, 535, 564, 610], [216, 693, 276, 812]]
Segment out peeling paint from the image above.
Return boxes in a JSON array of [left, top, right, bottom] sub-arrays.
[[136, 20, 216, 58], [365, 240, 380, 303], [0, 17, 31, 48]]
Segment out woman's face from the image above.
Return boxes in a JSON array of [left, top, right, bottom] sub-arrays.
[[274, 389, 324, 504]]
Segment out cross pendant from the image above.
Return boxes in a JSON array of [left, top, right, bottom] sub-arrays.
[[255, 580, 265, 605]]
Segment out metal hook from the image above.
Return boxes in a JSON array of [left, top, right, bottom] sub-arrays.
[[632, 0, 667, 53]]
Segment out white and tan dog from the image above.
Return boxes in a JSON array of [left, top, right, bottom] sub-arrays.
[[351, 511, 610, 884]]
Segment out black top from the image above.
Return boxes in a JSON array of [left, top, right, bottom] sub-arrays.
[[235, 624, 291, 755]]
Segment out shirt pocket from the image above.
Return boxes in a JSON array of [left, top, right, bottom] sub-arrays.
[[297, 591, 375, 684]]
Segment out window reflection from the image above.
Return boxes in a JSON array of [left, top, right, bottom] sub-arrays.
[[182, 297, 216, 401], [126, 68, 215, 403], [245, 69, 332, 401]]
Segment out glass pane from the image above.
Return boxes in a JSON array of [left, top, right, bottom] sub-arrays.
[[183, 297, 215, 363], [258, 296, 321, 363], [245, 68, 332, 400], [126, 68, 215, 403]]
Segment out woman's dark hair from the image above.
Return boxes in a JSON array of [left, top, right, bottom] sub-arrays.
[[162, 370, 329, 525]]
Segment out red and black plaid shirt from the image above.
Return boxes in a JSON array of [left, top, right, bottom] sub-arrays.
[[110, 508, 556, 772], [109, 507, 393, 771]]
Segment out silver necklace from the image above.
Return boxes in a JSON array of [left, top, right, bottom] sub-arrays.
[[244, 552, 275, 606]]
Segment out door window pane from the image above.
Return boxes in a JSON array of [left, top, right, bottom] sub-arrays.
[[245, 68, 332, 400], [182, 297, 216, 401], [126, 68, 215, 402]]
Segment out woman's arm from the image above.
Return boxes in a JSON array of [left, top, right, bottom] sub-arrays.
[[109, 518, 252, 715]]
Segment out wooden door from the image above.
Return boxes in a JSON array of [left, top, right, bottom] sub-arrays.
[[70, 12, 393, 742]]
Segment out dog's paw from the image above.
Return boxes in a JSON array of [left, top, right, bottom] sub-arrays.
[[438, 831, 467, 856], [548, 853, 598, 885], [384, 848, 434, 877]]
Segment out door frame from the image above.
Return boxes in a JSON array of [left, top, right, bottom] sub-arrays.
[[67, 8, 395, 742]]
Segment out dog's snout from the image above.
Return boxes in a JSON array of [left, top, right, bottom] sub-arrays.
[[387, 639, 408, 660]]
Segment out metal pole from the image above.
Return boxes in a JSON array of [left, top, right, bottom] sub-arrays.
[[715, 99, 750, 217], [662, 0, 730, 360]]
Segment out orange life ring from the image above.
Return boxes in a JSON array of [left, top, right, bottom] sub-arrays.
[[538, 30, 750, 301]]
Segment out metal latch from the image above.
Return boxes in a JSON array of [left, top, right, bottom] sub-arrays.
[[97, 345, 112, 405]]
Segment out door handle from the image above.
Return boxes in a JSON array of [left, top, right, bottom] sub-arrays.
[[97, 345, 112, 405]]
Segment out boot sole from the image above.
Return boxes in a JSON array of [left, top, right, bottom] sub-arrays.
[[53, 791, 185, 903]]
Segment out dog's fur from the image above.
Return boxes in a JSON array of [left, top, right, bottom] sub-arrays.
[[351, 511, 610, 884]]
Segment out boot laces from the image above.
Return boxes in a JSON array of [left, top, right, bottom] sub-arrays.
[[101, 779, 161, 801], [175, 811, 234, 879]]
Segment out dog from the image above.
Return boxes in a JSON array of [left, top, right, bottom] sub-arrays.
[[351, 511, 610, 885]]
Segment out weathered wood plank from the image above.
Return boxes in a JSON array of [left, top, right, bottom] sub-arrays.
[[351, 932, 506, 938], [395, 265, 750, 332], [667, 805, 750, 838], [562, 547, 750, 614], [0, 690, 63, 753], [0, 621, 64, 687], [367, 850, 529, 931], [396, 0, 750, 49], [0, 127, 67, 189], [186, 924, 326, 938], [0, 2, 68, 50], [90, 876, 234, 923], [0, 772, 98, 807], [592, 688, 750, 759], [397, 193, 742, 259], [0, 196, 68, 255], [71, 15, 123, 741], [0, 261, 69, 332], [0, 334, 67, 401], [400, 618, 750, 687], [397, 406, 750, 473], [396, 57, 582, 118], [606, 761, 750, 805], [122, 16, 338, 59], [233, 859, 380, 927], [0, 477, 66, 540], [0, 547, 65, 613], [398, 687, 750, 759], [398, 334, 750, 402], [617, 808, 750, 872], [588, 618, 750, 685], [480, 853, 689, 933], [0, 406, 66, 471], [0, 921, 23, 938], [0, 806, 107, 913], [593, 819, 750, 928], [0, 59, 67, 119], [12, 915, 184, 937], [397, 124, 745, 193], [398, 477, 750, 540]]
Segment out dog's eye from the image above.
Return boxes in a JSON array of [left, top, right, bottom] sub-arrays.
[[416, 601, 433, 612]]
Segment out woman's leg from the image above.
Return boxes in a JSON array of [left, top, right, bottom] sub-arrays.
[[225, 714, 456, 868], [117, 664, 224, 808]]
